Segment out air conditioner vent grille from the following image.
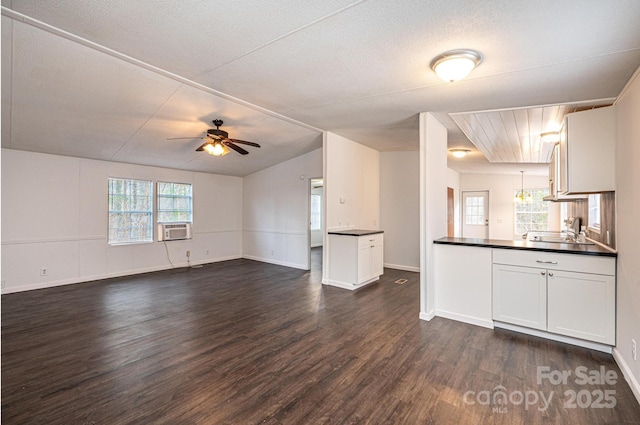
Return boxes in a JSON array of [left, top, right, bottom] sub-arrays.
[[158, 222, 192, 241]]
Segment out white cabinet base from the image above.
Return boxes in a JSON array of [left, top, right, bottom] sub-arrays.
[[325, 275, 381, 291], [326, 233, 383, 291], [494, 322, 613, 354]]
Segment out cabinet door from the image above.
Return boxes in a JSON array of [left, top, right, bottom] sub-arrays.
[[357, 245, 372, 283], [370, 242, 384, 277], [493, 264, 547, 330], [547, 271, 615, 344]]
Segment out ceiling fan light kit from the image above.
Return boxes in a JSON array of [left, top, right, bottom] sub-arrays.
[[202, 141, 230, 156], [430, 49, 482, 82]]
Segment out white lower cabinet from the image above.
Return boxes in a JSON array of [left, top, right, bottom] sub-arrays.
[[328, 232, 384, 290], [492, 249, 616, 345], [493, 264, 547, 330], [547, 270, 615, 345]]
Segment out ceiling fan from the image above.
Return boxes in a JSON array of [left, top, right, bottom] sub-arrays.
[[168, 119, 261, 156]]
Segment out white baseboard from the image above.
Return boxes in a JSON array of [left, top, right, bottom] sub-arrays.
[[1, 255, 242, 294], [419, 310, 436, 321], [323, 277, 379, 291], [383, 263, 420, 273], [242, 255, 308, 270], [494, 322, 613, 353], [436, 309, 494, 329], [613, 347, 640, 406]]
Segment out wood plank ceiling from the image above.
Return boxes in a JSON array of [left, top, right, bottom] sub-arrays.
[[449, 99, 614, 164]]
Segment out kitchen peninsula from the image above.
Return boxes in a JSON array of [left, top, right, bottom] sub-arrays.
[[433, 236, 617, 352]]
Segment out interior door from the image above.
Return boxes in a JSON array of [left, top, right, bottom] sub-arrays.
[[462, 190, 489, 238]]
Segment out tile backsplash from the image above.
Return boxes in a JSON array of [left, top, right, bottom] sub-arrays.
[[567, 191, 616, 250]]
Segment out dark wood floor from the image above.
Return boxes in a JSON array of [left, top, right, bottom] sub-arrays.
[[2, 249, 639, 424]]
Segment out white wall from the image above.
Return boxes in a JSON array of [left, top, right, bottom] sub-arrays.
[[459, 173, 560, 239], [613, 67, 640, 402], [324, 132, 380, 282], [447, 168, 461, 237], [324, 132, 379, 231], [242, 148, 322, 270], [380, 151, 419, 272], [419, 113, 448, 320], [1, 149, 243, 293]]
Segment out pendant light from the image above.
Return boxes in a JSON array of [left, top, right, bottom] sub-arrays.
[[514, 171, 532, 203]]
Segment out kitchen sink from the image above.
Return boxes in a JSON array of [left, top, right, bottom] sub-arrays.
[[527, 232, 594, 245]]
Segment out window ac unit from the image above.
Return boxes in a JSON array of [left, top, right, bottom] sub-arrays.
[[158, 223, 192, 241]]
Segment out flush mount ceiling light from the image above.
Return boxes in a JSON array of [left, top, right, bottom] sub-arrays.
[[540, 131, 561, 143], [430, 49, 482, 82], [449, 148, 471, 158]]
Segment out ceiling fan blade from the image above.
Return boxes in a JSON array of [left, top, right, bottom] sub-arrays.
[[229, 138, 261, 148], [224, 141, 249, 155], [167, 136, 203, 140]]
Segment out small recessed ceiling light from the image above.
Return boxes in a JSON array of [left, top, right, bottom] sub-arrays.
[[540, 131, 560, 143], [430, 49, 482, 82], [449, 149, 471, 158]]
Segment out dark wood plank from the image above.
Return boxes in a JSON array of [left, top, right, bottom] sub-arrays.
[[2, 252, 639, 424]]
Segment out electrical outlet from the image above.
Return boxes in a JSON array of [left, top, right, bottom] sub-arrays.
[[205, 249, 210, 256], [40, 268, 48, 276], [186, 250, 191, 258], [632, 339, 637, 361]]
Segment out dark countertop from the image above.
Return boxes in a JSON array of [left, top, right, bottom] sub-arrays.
[[328, 229, 384, 237], [434, 237, 617, 257]]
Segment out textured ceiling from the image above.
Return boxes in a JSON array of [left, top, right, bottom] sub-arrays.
[[2, 0, 640, 176]]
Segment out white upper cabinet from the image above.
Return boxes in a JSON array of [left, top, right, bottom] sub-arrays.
[[558, 107, 616, 194]]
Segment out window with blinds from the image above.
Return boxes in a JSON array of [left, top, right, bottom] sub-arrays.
[[108, 178, 153, 244], [157, 182, 193, 223]]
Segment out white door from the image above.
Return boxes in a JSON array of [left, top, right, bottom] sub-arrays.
[[462, 190, 489, 238]]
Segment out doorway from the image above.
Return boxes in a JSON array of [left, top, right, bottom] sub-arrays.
[[309, 178, 324, 272], [447, 187, 455, 237], [462, 190, 489, 238]]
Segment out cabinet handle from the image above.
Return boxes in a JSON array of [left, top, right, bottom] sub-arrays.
[[549, 272, 554, 277], [371, 245, 375, 248], [536, 260, 558, 264], [541, 271, 546, 276]]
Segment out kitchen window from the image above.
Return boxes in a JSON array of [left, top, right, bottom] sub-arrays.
[[514, 188, 550, 236], [588, 194, 601, 233], [108, 178, 153, 244]]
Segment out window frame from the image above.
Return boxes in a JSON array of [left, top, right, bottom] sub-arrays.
[[514, 187, 550, 237], [156, 181, 193, 224], [108, 177, 154, 245], [587, 193, 601, 234]]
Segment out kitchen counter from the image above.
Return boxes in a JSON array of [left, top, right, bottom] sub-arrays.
[[328, 229, 384, 237], [434, 237, 617, 257]]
